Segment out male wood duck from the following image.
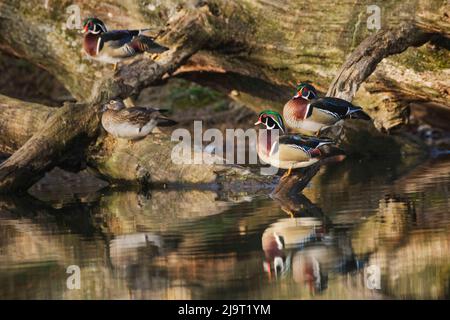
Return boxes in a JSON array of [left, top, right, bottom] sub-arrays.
[[262, 217, 324, 279], [255, 110, 343, 178], [283, 82, 371, 135], [82, 17, 168, 69], [101, 100, 177, 140]]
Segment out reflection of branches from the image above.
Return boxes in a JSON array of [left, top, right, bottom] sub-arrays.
[[0, 194, 54, 218], [271, 188, 326, 221]]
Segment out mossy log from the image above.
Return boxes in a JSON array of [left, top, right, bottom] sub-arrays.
[[1, 1, 448, 117], [0, 94, 53, 155]]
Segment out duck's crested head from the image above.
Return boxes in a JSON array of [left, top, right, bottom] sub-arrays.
[[255, 110, 285, 133], [103, 99, 126, 111], [295, 81, 318, 100], [83, 17, 107, 34]]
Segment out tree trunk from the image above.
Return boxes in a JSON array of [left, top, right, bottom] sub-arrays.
[[0, 94, 53, 154]]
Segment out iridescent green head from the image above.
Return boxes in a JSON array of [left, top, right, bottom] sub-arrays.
[[83, 17, 107, 34], [295, 82, 318, 100], [255, 110, 285, 133]]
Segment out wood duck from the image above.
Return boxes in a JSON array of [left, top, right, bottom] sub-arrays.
[[262, 217, 324, 279], [101, 100, 177, 140], [255, 110, 343, 178], [82, 17, 168, 69], [283, 82, 371, 135]]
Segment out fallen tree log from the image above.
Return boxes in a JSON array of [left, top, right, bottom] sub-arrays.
[[0, 6, 280, 193], [0, 92, 278, 192], [0, 94, 53, 154], [0, 101, 100, 192]]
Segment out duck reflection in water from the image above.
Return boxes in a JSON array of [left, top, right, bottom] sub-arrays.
[[262, 193, 364, 294]]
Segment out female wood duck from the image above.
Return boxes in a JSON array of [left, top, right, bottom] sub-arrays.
[[101, 100, 177, 140], [283, 82, 371, 135], [82, 17, 168, 69], [255, 110, 343, 178]]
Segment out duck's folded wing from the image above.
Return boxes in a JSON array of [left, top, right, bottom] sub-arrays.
[[280, 135, 333, 149], [120, 108, 177, 127], [118, 108, 156, 127], [310, 97, 361, 118], [272, 136, 310, 161], [100, 30, 139, 48], [154, 116, 177, 127], [142, 107, 169, 113]]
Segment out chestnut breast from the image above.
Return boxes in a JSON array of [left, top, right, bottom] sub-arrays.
[[83, 33, 100, 57], [283, 98, 310, 122], [257, 130, 275, 157]]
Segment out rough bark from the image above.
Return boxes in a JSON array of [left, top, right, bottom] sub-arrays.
[[0, 102, 100, 192], [0, 94, 53, 154]]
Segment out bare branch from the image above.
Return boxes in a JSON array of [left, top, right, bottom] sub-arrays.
[[327, 25, 437, 101]]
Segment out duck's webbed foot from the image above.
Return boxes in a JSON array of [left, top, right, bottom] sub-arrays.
[[281, 207, 295, 218], [123, 97, 136, 107], [127, 140, 136, 148], [280, 167, 293, 180]]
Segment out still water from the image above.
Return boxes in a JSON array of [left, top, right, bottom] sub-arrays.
[[0, 156, 449, 299]]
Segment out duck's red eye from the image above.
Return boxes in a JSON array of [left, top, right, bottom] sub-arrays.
[[303, 88, 309, 95]]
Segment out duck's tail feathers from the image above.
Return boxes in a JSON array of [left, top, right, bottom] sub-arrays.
[[348, 108, 371, 120], [156, 117, 177, 127], [130, 35, 169, 54], [149, 108, 170, 113]]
